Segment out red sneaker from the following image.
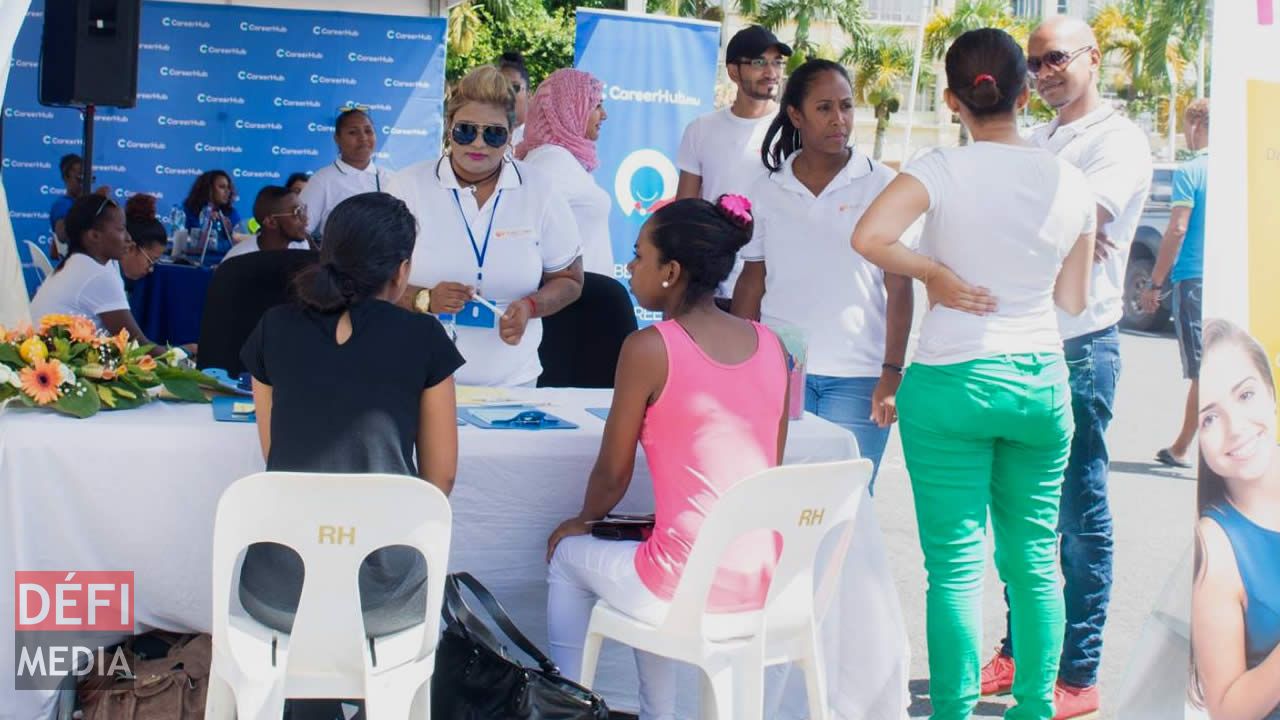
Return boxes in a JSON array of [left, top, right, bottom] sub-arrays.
[[979, 648, 1015, 696], [1052, 681, 1100, 720]]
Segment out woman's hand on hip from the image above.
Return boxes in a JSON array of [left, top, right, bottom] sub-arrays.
[[430, 282, 474, 314], [499, 298, 533, 346], [926, 263, 997, 316], [546, 517, 592, 563]]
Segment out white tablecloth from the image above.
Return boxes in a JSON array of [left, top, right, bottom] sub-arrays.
[[1, 389, 908, 720]]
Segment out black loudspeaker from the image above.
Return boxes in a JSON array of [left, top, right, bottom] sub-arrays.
[[39, 0, 141, 108]]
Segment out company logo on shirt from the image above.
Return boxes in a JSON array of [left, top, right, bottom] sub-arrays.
[[613, 149, 678, 219]]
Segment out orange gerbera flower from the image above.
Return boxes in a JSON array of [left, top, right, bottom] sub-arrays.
[[38, 314, 76, 333], [68, 317, 98, 344], [137, 355, 157, 372], [112, 328, 130, 355], [19, 359, 62, 405]]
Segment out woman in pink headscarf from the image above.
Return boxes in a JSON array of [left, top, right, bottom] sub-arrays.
[[516, 68, 613, 276]]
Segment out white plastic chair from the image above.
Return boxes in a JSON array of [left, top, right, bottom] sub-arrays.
[[24, 240, 54, 281], [205, 472, 452, 720], [579, 459, 871, 720]]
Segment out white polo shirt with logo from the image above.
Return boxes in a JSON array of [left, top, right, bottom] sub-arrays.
[[387, 156, 582, 387], [741, 150, 897, 378], [299, 158, 388, 239], [1031, 105, 1153, 340]]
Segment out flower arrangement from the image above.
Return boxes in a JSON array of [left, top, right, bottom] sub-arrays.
[[0, 314, 217, 418]]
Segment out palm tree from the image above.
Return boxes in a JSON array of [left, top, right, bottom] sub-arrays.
[[845, 28, 931, 160], [448, 0, 515, 57], [1091, 0, 1208, 101], [923, 0, 1028, 145], [753, 0, 870, 65]]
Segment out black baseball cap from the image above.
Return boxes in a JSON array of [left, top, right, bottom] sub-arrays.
[[725, 25, 793, 63]]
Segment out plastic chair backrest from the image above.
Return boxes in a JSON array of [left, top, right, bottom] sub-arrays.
[[661, 459, 871, 638], [211, 472, 452, 680], [24, 241, 54, 281]]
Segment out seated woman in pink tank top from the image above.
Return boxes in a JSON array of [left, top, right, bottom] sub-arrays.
[[545, 195, 790, 720]]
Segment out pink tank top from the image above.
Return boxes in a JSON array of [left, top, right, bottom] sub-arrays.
[[633, 319, 788, 612]]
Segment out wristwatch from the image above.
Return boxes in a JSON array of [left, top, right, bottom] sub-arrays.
[[413, 287, 432, 314]]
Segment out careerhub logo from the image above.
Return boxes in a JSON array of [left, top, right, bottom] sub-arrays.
[[14, 571, 135, 691], [114, 188, 163, 200], [2, 158, 52, 170], [159, 115, 207, 128], [274, 97, 322, 109], [383, 126, 429, 137], [96, 114, 129, 124], [200, 44, 247, 56], [3, 108, 55, 120], [117, 139, 166, 151], [41, 135, 80, 147], [241, 21, 288, 33], [614, 149, 678, 220], [272, 145, 320, 157], [313, 25, 359, 37], [161, 17, 211, 29], [155, 165, 201, 176], [384, 78, 431, 89], [10, 58, 38, 70], [138, 92, 170, 102], [96, 164, 127, 173], [38, 185, 63, 196], [348, 52, 394, 64], [311, 74, 357, 86], [236, 119, 284, 131], [605, 84, 701, 107], [139, 42, 170, 52], [233, 169, 281, 179], [194, 142, 244, 154], [276, 49, 324, 60], [238, 70, 286, 82], [358, 102, 392, 112], [307, 122, 336, 133], [196, 93, 245, 105], [385, 30, 434, 41], [160, 66, 209, 79]]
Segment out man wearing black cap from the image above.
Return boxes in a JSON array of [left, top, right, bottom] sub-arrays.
[[676, 25, 791, 296]]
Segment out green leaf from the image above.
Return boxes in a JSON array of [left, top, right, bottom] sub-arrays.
[[96, 385, 117, 409], [53, 379, 102, 418], [0, 345, 21, 365], [161, 376, 208, 403], [51, 338, 72, 361]]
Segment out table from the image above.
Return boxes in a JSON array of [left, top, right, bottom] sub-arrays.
[[128, 262, 214, 346], [0, 389, 908, 720]]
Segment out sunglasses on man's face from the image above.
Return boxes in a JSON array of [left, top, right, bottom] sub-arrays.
[[736, 58, 786, 71], [451, 122, 510, 149], [269, 205, 307, 220], [1026, 46, 1093, 75]]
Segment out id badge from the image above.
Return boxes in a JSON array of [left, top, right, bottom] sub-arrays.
[[455, 300, 497, 328]]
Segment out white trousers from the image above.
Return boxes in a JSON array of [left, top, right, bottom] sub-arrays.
[[547, 535, 676, 720]]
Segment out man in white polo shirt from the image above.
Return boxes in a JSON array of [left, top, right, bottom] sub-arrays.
[[675, 25, 790, 298], [981, 16, 1152, 720]]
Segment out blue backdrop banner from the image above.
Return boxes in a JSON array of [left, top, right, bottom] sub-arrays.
[[573, 9, 719, 323], [4, 0, 446, 290]]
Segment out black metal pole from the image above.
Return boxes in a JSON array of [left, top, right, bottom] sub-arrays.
[[81, 103, 95, 193]]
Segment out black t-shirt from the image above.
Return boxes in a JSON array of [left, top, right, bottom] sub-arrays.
[[240, 299, 464, 476]]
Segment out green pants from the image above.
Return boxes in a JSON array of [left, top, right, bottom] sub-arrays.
[[897, 354, 1073, 720]]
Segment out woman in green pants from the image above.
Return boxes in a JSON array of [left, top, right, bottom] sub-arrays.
[[851, 29, 1096, 719]]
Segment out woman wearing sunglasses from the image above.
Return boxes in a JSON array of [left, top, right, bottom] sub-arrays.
[[299, 107, 386, 242], [30, 195, 183, 356], [389, 65, 583, 388], [121, 193, 169, 283], [514, 68, 613, 276]]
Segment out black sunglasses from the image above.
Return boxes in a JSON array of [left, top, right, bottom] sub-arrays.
[[94, 196, 114, 218], [1026, 46, 1093, 75], [451, 122, 510, 149]]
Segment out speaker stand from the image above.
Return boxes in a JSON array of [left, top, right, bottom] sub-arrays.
[[80, 103, 95, 193]]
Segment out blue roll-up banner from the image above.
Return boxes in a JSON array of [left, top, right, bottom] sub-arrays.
[[574, 9, 719, 323], [3, 0, 446, 292]]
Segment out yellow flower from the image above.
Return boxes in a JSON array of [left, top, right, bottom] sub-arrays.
[[112, 328, 130, 355], [37, 314, 76, 333], [19, 359, 62, 405], [19, 336, 48, 364], [137, 355, 157, 372], [68, 317, 98, 345], [116, 365, 128, 377]]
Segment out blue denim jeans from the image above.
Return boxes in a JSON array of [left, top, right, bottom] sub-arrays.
[[805, 374, 889, 492], [1001, 324, 1120, 687]]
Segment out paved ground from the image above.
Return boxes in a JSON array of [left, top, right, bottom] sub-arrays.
[[875, 325, 1197, 718]]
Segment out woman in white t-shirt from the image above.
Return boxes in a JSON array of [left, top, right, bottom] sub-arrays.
[[851, 29, 1095, 720], [515, 68, 613, 276], [731, 59, 913, 491], [299, 107, 388, 242], [29, 195, 167, 350], [388, 66, 583, 388]]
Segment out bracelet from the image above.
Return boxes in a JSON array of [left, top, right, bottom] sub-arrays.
[[523, 296, 538, 318], [882, 363, 904, 375]]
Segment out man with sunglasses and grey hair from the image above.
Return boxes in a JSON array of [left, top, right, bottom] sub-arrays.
[[675, 25, 791, 299], [980, 16, 1152, 719]]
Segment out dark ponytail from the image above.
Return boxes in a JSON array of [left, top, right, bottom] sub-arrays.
[[293, 192, 416, 313], [648, 195, 752, 312], [62, 194, 118, 264], [945, 28, 1026, 117], [761, 59, 851, 173]]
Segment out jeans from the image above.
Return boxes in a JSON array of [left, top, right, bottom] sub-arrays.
[[805, 375, 890, 492], [899, 355, 1072, 720], [1001, 324, 1120, 688], [547, 536, 675, 720]]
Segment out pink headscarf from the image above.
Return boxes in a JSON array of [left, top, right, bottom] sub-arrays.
[[514, 68, 603, 172]]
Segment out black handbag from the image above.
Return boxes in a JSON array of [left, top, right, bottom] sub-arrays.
[[432, 572, 611, 720]]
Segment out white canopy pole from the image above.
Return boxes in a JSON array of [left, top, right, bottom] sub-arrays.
[[899, 0, 930, 163]]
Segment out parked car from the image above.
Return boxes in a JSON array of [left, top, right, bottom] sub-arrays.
[[1121, 162, 1175, 332]]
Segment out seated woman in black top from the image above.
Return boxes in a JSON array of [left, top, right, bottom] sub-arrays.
[[239, 192, 464, 637]]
